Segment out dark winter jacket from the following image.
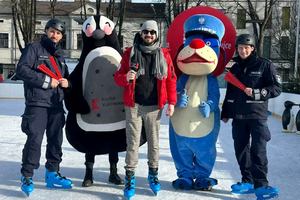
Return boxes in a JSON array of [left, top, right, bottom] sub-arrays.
[[221, 54, 282, 120], [16, 35, 69, 108]]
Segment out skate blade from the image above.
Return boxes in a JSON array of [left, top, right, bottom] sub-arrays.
[[21, 190, 32, 197], [256, 193, 279, 200], [124, 195, 133, 200], [124, 192, 135, 200], [151, 189, 159, 196], [46, 183, 73, 189], [232, 189, 255, 194]]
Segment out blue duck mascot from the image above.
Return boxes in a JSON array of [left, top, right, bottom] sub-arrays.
[[167, 6, 236, 191], [64, 15, 135, 187]]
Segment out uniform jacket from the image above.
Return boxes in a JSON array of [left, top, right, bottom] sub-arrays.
[[221, 54, 281, 119], [114, 47, 177, 109], [16, 35, 69, 108]]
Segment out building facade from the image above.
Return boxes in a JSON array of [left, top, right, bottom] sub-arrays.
[[0, 0, 167, 79], [0, 0, 298, 84]]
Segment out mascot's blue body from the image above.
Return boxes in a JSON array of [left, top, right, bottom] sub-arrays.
[[169, 14, 225, 190], [64, 15, 126, 186]]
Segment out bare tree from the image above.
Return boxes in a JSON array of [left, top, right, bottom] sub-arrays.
[[238, 0, 276, 56], [80, 0, 87, 20], [271, 1, 297, 61], [165, 0, 281, 56], [117, 0, 126, 47], [107, 0, 116, 20], [11, 0, 37, 52], [165, 0, 208, 25], [96, 0, 101, 15], [271, 1, 300, 92], [49, 0, 57, 18]]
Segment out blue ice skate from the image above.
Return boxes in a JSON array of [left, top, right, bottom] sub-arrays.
[[172, 177, 194, 190], [21, 176, 34, 196], [124, 174, 135, 200], [231, 182, 254, 194], [193, 177, 218, 191], [255, 186, 279, 200], [45, 170, 72, 189], [148, 174, 160, 195]]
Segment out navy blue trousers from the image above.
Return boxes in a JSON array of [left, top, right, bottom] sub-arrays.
[[232, 119, 271, 188], [21, 106, 65, 177]]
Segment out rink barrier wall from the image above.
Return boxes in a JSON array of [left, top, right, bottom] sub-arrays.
[[1, 84, 299, 118]]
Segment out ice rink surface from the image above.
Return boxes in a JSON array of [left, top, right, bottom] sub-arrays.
[[0, 99, 299, 200]]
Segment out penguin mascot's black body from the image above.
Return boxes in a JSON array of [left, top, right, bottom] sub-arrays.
[[64, 15, 145, 187]]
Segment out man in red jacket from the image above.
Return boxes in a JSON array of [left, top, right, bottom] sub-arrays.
[[114, 20, 177, 199]]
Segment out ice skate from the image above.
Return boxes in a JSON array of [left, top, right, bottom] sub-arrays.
[[255, 186, 279, 200], [21, 176, 34, 196], [231, 182, 254, 194], [45, 170, 73, 189], [124, 171, 135, 200], [148, 168, 160, 195]]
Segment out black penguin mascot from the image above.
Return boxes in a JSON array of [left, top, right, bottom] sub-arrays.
[[65, 15, 128, 187]]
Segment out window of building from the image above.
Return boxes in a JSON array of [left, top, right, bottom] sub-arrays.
[[60, 35, 67, 49], [236, 9, 246, 29], [280, 36, 289, 59], [77, 34, 82, 50], [87, 8, 94, 14], [262, 36, 271, 59], [0, 33, 8, 48], [282, 7, 290, 30]]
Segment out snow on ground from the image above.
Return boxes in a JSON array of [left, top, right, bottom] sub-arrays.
[[0, 99, 299, 200]]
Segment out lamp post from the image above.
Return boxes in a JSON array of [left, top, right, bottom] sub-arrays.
[[295, 0, 300, 78]]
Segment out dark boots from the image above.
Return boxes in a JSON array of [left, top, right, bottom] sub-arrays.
[[108, 163, 124, 185], [82, 162, 123, 187], [82, 162, 94, 187]]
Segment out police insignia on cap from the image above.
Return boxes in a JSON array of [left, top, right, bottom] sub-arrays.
[[276, 75, 282, 84], [198, 17, 205, 25], [261, 89, 268, 97]]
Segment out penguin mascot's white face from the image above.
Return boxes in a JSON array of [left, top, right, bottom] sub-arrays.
[[82, 15, 115, 38], [79, 15, 122, 54]]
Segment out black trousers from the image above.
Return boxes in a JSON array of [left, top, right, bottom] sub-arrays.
[[85, 151, 119, 166], [232, 119, 271, 188], [21, 106, 65, 177]]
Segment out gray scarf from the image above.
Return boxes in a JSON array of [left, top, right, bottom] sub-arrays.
[[130, 41, 168, 80]]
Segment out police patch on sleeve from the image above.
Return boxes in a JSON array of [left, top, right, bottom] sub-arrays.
[[261, 88, 268, 97], [276, 75, 282, 84]]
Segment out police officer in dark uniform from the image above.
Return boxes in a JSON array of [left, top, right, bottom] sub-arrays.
[[221, 34, 281, 199], [16, 18, 72, 196]]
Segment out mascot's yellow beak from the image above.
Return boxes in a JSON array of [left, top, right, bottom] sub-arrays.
[[176, 39, 218, 75]]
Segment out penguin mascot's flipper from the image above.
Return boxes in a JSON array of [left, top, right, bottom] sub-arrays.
[[64, 15, 145, 186]]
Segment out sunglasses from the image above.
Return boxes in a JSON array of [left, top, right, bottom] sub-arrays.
[[142, 30, 156, 35]]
